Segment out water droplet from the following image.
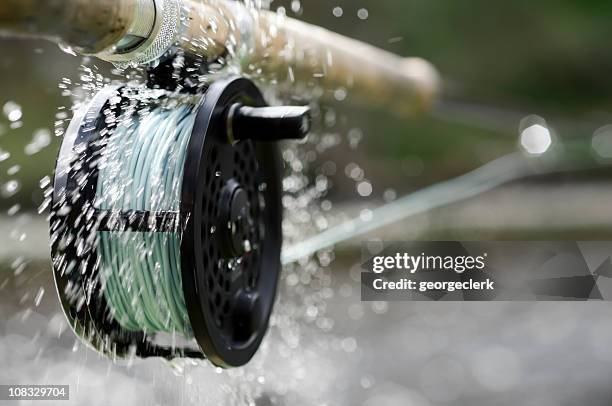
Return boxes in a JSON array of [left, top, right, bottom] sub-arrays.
[[520, 124, 552, 155], [25, 129, 52, 155], [346, 163, 364, 180], [3, 101, 22, 122], [39, 176, 51, 189], [59, 43, 77, 56], [383, 189, 397, 202], [348, 128, 363, 149], [169, 360, 185, 376], [332, 6, 343, 17], [0, 149, 10, 162], [360, 209, 373, 222], [334, 88, 347, 101], [7, 204, 20, 216], [7, 165, 20, 175], [357, 181, 372, 197], [2, 180, 20, 197], [34, 287, 45, 306], [38, 197, 52, 214], [592, 125, 612, 159], [341, 337, 357, 352], [357, 8, 369, 20], [290, 0, 301, 13]]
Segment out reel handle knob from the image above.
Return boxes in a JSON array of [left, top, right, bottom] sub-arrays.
[[227, 104, 311, 142]]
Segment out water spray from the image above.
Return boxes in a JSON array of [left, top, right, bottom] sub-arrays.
[[51, 75, 313, 367], [0, 0, 442, 367]]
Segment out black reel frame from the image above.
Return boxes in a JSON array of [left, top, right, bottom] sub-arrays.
[[51, 76, 308, 367]]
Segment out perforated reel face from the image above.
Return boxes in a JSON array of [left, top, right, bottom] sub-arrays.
[[181, 77, 283, 367], [199, 141, 263, 324]]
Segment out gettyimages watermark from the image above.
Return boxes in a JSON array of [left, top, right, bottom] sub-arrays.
[[361, 241, 612, 301]]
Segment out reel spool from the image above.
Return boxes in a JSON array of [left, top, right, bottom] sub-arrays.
[[50, 76, 310, 367]]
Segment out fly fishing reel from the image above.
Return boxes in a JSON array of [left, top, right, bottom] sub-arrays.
[[50, 76, 310, 367]]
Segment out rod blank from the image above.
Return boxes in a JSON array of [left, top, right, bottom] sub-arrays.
[[0, 0, 439, 115]]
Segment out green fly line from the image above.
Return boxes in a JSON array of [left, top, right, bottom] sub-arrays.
[[96, 100, 197, 336]]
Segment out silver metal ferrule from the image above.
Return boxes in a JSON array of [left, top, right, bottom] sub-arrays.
[[96, 0, 182, 68]]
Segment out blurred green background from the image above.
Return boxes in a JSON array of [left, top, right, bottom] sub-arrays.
[[0, 0, 611, 212]]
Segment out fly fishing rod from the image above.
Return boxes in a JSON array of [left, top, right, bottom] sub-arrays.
[[0, 1, 440, 367], [0, 0, 439, 116]]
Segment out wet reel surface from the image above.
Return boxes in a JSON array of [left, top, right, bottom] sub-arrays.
[[50, 77, 294, 367]]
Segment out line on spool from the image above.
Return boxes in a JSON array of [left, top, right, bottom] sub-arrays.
[[97, 102, 196, 335]]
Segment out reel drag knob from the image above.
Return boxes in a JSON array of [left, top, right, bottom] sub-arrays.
[[218, 179, 252, 258]]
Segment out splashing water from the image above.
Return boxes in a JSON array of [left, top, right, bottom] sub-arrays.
[[17, 2, 347, 402], [3, 2, 612, 406]]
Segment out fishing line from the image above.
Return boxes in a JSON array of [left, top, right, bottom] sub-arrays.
[[97, 101, 197, 335], [282, 143, 604, 264]]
